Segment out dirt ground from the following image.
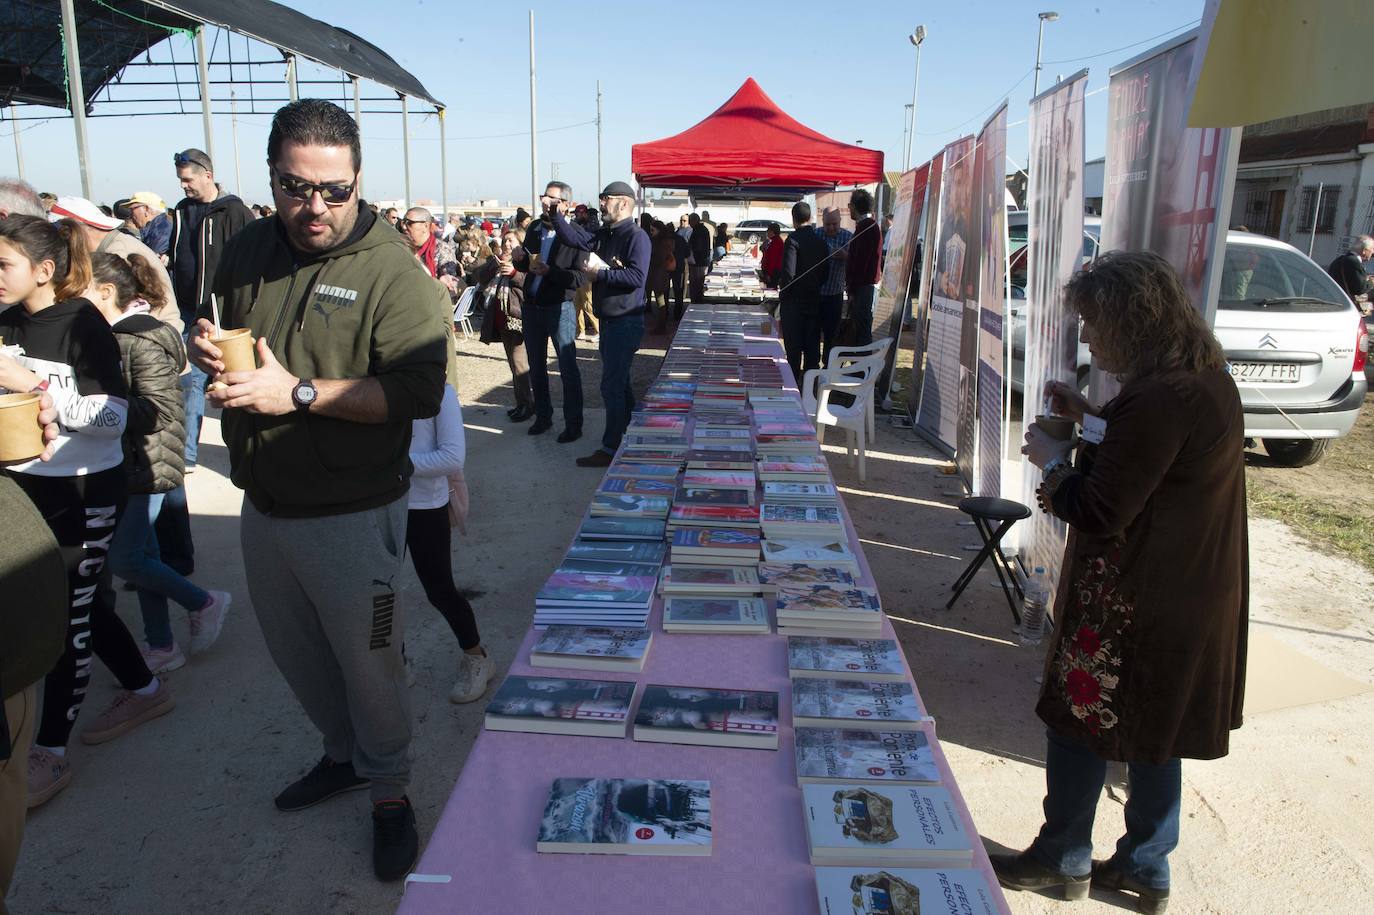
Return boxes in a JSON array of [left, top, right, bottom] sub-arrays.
[[8, 328, 1374, 915]]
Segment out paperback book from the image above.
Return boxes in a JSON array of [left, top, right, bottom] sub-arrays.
[[788, 637, 906, 682], [590, 493, 672, 519], [761, 537, 858, 570], [605, 463, 681, 479], [530, 626, 653, 672], [674, 486, 755, 507], [537, 778, 712, 856], [681, 470, 757, 491], [814, 867, 999, 915], [484, 676, 635, 737], [660, 564, 761, 595], [794, 728, 940, 786], [556, 559, 661, 580], [663, 597, 770, 634], [792, 679, 927, 730], [762, 482, 838, 504], [758, 563, 857, 594], [633, 685, 779, 749], [578, 517, 667, 542], [801, 784, 973, 865], [565, 540, 667, 565], [671, 528, 761, 566], [598, 478, 677, 497], [668, 504, 761, 529]]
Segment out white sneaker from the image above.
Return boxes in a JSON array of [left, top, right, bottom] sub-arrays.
[[449, 651, 495, 704], [141, 641, 187, 674], [188, 590, 231, 653]]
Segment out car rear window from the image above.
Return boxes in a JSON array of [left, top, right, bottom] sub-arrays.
[[1217, 243, 1351, 312]]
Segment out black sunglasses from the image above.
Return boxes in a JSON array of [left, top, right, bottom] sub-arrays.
[[398, 218, 428, 228], [274, 172, 357, 206], [173, 152, 211, 169]]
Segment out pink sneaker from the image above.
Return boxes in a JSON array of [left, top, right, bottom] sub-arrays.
[[188, 590, 231, 653], [27, 747, 73, 808], [79, 680, 175, 746], [141, 641, 187, 674]]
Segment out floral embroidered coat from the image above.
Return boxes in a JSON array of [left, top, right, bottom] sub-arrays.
[[1037, 367, 1249, 763]]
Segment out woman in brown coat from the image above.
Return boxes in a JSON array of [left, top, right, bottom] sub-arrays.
[[993, 251, 1248, 915], [646, 221, 676, 335], [477, 230, 534, 421]]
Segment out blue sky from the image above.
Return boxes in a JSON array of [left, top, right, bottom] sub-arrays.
[[10, 0, 1204, 209]]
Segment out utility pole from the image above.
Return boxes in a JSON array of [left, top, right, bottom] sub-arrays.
[[196, 26, 216, 166], [529, 11, 538, 214], [230, 91, 242, 195], [596, 81, 603, 192], [7, 105, 24, 180]]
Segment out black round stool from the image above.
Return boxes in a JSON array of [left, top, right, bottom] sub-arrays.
[[946, 496, 1032, 623]]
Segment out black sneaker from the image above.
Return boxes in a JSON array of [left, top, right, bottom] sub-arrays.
[[528, 417, 552, 435], [274, 755, 369, 811], [556, 427, 582, 444], [372, 796, 419, 881]]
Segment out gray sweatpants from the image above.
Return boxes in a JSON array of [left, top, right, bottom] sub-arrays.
[[241, 495, 411, 802]]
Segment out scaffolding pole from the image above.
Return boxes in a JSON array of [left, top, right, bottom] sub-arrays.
[[438, 106, 448, 223], [401, 94, 411, 211], [352, 77, 363, 200], [596, 81, 603, 192], [285, 54, 298, 101], [59, 0, 93, 198], [196, 26, 216, 165], [529, 10, 538, 214], [7, 106, 23, 180]]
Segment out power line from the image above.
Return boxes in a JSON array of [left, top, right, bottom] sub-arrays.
[[1040, 19, 1200, 65], [916, 68, 1033, 136]]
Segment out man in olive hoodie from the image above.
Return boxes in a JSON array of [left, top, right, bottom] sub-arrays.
[[189, 100, 448, 882]]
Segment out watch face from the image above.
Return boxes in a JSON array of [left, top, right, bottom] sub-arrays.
[[295, 382, 317, 405]]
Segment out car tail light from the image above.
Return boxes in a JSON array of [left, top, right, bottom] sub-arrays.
[[1355, 319, 1369, 374]]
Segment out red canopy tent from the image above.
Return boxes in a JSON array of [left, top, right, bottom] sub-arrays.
[[631, 78, 884, 193]]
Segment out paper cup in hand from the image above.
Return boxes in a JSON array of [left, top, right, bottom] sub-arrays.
[[212, 328, 257, 374], [1033, 414, 1075, 442], [0, 392, 44, 462]]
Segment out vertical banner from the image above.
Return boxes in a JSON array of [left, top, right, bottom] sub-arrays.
[[915, 135, 975, 458], [1018, 71, 1088, 590], [1096, 30, 1239, 399], [874, 162, 930, 401], [954, 128, 985, 490], [974, 104, 1009, 499], [905, 153, 944, 426]]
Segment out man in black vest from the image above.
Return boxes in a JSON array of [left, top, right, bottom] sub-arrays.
[[779, 201, 829, 381]]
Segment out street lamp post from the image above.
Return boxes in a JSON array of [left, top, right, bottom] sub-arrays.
[[1033, 11, 1059, 97], [903, 25, 927, 172]]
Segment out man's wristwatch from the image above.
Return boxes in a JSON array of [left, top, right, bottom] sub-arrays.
[[291, 378, 317, 412]]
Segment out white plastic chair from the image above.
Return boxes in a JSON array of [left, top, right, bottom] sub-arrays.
[[452, 287, 477, 340], [809, 337, 894, 439], [800, 352, 887, 482]]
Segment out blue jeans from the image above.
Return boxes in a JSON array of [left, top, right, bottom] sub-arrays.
[[181, 340, 208, 467], [523, 301, 583, 431], [111, 492, 210, 649], [1030, 728, 1181, 889], [598, 313, 644, 454]]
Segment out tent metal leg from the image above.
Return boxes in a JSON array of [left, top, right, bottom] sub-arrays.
[[59, 0, 92, 198], [196, 26, 216, 165], [353, 77, 363, 200], [439, 106, 448, 224], [401, 94, 411, 211]]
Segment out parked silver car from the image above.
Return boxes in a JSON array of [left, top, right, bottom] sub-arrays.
[[1008, 230, 1369, 466]]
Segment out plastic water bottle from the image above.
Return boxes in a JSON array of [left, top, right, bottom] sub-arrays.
[[1019, 567, 1049, 647]]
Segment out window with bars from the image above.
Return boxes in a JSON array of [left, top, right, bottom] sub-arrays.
[[1297, 185, 1340, 234], [1363, 185, 1374, 235]]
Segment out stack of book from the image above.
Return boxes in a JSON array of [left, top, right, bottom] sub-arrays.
[[761, 481, 837, 505], [590, 492, 672, 521], [534, 568, 656, 628], [670, 528, 761, 567], [793, 727, 940, 786], [787, 636, 906, 682], [758, 456, 830, 484], [681, 468, 756, 491], [813, 867, 999, 915], [667, 501, 760, 533], [529, 626, 653, 672], [633, 685, 779, 749], [663, 596, 770, 634], [674, 483, 755, 509], [760, 536, 858, 571], [758, 563, 857, 595], [760, 504, 845, 541], [660, 564, 761, 596], [775, 584, 883, 637], [754, 421, 818, 455]]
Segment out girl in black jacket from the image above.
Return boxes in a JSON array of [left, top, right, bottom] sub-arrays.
[[87, 252, 231, 676], [0, 216, 171, 809]]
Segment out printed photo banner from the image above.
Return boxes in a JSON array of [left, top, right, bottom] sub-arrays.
[[1018, 70, 1088, 590], [874, 161, 930, 402], [1094, 30, 1239, 401], [904, 152, 945, 427], [915, 135, 975, 459], [974, 103, 1009, 499]]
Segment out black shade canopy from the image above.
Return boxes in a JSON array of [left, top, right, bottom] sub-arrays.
[[1, 0, 441, 112]]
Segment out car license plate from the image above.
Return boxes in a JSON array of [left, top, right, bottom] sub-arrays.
[[1229, 361, 1301, 383]]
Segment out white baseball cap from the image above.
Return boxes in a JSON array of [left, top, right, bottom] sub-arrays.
[[49, 196, 123, 231]]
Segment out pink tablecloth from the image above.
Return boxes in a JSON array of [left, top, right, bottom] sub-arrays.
[[399, 323, 1011, 915]]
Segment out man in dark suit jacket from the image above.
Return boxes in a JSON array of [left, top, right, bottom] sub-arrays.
[[688, 213, 713, 303], [779, 201, 829, 381], [510, 180, 587, 442]]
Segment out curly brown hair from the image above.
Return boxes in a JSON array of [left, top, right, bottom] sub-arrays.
[[1064, 249, 1225, 379]]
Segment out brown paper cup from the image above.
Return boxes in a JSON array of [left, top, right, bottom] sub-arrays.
[[0, 392, 44, 462], [1034, 414, 1075, 441], [213, 328, 257, 374]]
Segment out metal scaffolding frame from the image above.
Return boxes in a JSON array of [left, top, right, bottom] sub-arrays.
[[5, 1, 446, 215]]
